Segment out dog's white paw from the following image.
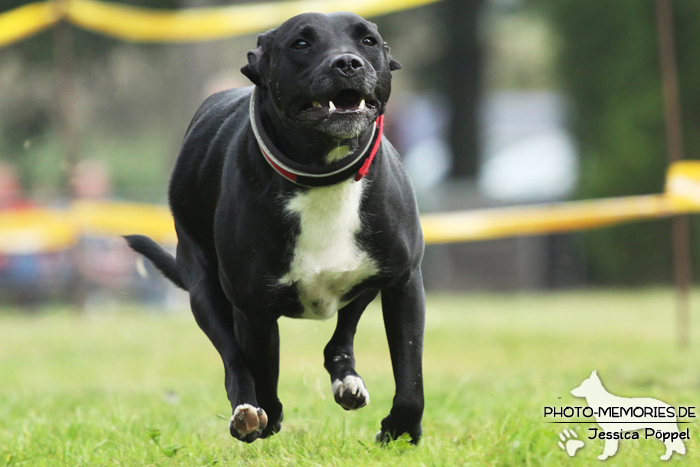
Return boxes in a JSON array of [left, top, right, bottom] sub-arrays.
[[229, 404, 268, 439], [557, 429, 584, 457], [332, 375, 369, 410]]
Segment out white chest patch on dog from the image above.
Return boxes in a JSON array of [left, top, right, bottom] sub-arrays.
[[281, 178, 378, 320]]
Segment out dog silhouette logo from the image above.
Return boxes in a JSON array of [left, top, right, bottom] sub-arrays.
[[570, 370, 686, 461]]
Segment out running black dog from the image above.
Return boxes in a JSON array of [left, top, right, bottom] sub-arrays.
[[126, 12, 425, 444]]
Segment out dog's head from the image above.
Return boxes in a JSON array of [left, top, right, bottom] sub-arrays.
[[241, 12, 401, 140], [570, 370, 602, 398]]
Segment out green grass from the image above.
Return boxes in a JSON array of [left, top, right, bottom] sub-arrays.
[[1, 289, 700, 466]]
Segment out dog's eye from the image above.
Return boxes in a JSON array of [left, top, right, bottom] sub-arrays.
[[361, 37, 377, 46], [291, 39, 310, 50]]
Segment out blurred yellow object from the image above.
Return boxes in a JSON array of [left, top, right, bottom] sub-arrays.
[[0, 0, 442, 46], [420, 195, 675, 244], [68, 0, 442, 42], [0, 208, 78, 254], [0, 201, 175, 254], [421, 160, 700, 244], [0, 1, 59, 48], [664, 160, 700, 210], [70, 200, 176, 245]]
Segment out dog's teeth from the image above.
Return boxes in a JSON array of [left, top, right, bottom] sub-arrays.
[[312, 101, 321, 108], [329, 101, 336, 111], [358, 99, 365, 110]]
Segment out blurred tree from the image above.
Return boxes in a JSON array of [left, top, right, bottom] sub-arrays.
[[443, 0, 486, 179], [0, 0, 200, 198], [381, 0, 486, 179], [534, 0, 700, 284]]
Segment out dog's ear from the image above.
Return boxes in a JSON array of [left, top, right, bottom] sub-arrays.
[[383, 42, 402, 72], [241, 29, 275, 87]]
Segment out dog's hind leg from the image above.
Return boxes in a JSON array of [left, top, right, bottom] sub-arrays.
[[324, 289, 378, 410], [661, 432, 686, 460], [670, 437, 686, 458]]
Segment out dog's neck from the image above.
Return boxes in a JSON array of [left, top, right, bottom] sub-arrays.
[[258, 90, 372, 166]]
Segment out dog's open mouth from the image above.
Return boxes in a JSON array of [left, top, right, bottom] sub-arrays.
[[298, 89, 376, 115]]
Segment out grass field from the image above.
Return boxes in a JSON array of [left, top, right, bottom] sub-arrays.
[[1, 289, 699, 466]]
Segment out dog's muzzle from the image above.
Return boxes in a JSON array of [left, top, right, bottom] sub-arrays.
[[250, 87, 384, 187]]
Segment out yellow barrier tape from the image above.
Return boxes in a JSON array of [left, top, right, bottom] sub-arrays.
[[665, 160, 700, 211], [70, 199, 176, 245], [0, 208, 79, 254], [0, 200, 175, 255], [0, 0, 442, 47], [0, 1, 60, 48], [421, 194, 679, 244], [2, 161, 700, 254], [421, 161, 700, 244], [67, 0, 441, 43]]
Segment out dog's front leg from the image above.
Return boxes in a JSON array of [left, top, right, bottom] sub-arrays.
[[599, 436, 618, 460], [377, 269, 426, 445], [232, 308, 284, 439], [187, 278, 262, 442], [180, 242, 280, 443], [324, 289, 378, 410]]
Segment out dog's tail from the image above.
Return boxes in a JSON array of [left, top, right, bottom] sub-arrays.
[[124, 235, 187, 291]]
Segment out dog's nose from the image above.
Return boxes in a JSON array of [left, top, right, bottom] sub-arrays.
[[331, 54, 364, 76]]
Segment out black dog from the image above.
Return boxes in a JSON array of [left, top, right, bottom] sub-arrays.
[[126, 12, 425, 444]]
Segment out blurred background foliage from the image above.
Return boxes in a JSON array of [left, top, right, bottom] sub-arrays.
[[535, 0, 700, 284]]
